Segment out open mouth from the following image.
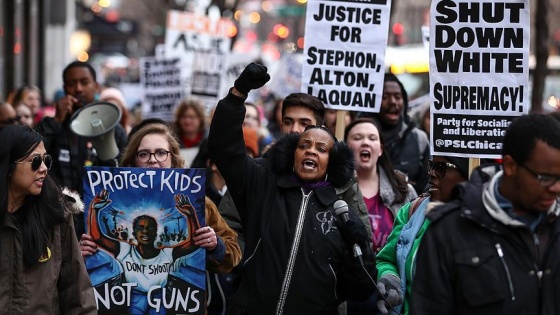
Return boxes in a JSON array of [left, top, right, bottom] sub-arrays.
[[429, 182, 439, 192], [302, 159, 317, 170], [360, 150, 371, 161]]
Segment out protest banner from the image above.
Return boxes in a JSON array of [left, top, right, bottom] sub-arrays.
[[139, 57, 186, 122], [164, 10, 233, 112], [430, 0, 530, 158], [269, 53, 304, 99], [83, 166, 206, 315], [302, 0, 391, 113]]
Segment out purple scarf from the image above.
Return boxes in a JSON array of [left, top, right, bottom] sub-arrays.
[[292, 174, 331, 194]]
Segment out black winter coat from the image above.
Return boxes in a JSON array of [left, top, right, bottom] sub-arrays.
[[411, 167, 560, 315], [208, 91, 376, 315]]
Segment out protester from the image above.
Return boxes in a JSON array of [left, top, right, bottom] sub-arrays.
[[80, 122, 241, 314], [344, 118, 417, 253], [360, 73, 430, 194], [0, 124, 96, 314], [0, 102, 18, 129], [243, 102, 273, 154], [215, 89, 372, 315], [14, 102, 34, 126], [326, 108, 353, 134], [8, 85, 43, 123], [100, 86, 132, 134], [375, 155, 470, 315], [412, 114, 560, 315], [172, 97, 207, 166], [343, 117, 416, 314], [208, 63, 376, 314], [35, 61, 128, 236]]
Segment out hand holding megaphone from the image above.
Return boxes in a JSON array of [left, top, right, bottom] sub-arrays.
[[55, 95, 82, 123], [69, 101, 122, 161]]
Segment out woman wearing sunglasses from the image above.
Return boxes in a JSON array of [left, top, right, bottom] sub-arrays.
[[0, 124, 96, 314], [375, 155, 469, 315]]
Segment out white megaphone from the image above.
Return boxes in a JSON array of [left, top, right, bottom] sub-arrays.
[[69, 101, 122, 161]]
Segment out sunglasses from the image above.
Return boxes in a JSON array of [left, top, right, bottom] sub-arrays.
[[16, 154, 53, 171], [428, 160, 458, 178]]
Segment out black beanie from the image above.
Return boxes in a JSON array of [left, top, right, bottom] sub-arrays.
[[446, 156, 470, 180]]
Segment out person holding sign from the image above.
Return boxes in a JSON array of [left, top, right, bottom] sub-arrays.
[[80, 122, 241, 314], [360, 73, 430, 195], [0, 125, 96, 314], [412, 114, 560, 315], [208, 63, 376, 315]]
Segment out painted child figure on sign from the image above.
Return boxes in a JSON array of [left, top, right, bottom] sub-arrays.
[[88, 189, 203, 315]]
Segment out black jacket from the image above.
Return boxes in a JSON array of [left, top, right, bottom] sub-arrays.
[[35, 116, 127, 236], [411, 165, 560, 315], [208, 91, 376, 315]]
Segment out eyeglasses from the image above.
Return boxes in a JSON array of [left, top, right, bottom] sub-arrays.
[[136, 150, 170, 163], [520, 164, 560, 187], [428, 160, 458, 178], [16, 154, 53, 171]]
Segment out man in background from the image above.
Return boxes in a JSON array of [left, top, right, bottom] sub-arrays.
[[35, 61, 128, 236]]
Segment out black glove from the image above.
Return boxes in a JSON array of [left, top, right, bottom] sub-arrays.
[[376, 274, 404, 314], [336, 217, 369, 249], [234, 62, 270, 94]]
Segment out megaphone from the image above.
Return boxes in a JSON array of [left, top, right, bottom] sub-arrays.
[[70, 102, 122, 161]]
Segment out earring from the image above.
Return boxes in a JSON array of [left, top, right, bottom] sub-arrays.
[[325, 173, 329, 181]]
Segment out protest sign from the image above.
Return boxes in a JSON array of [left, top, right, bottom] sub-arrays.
[[430, 0, 530, 158], [269, 53, 304, 99], [164, 10, 233, 112], [302, 0, 391, 112], [83, 166, 206, 315], [139, 57, 185, 122]]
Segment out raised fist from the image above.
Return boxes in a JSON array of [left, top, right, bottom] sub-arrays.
[[234, 62, 271, 94], [92, 190, 111, 211]]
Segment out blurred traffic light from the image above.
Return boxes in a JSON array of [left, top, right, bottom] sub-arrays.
[[392, 22, 404, 46]]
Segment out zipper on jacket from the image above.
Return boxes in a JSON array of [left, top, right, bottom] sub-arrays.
[[495, 243, 516, 301], [275, 190, 312, 315], [532, 233, 543, 286]]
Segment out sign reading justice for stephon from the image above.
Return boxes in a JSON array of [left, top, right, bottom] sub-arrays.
[[430, 0, 530, 158], [302, 0, 391, 113]]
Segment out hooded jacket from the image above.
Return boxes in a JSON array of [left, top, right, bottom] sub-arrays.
[[208, 91, 376, 315], [0, 188, 97, 314], [412, 166, 560, 315]]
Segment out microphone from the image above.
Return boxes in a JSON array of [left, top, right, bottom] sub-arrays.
[[333, 200, 363, 259]]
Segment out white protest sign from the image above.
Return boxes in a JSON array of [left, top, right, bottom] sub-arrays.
[[430, 0, 530, 158], [269, 53, 304, 99], [164, 10, 233, 111], [302, 0, 391, 113], [139, 57, 185, 122]]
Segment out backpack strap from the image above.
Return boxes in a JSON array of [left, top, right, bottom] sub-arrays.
[[408, 194, 429, 220]]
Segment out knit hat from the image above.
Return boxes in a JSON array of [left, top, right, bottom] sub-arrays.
[[243, 127, 259, 157], [446, 156, 470, 179], [100, 87, 127, 107]]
